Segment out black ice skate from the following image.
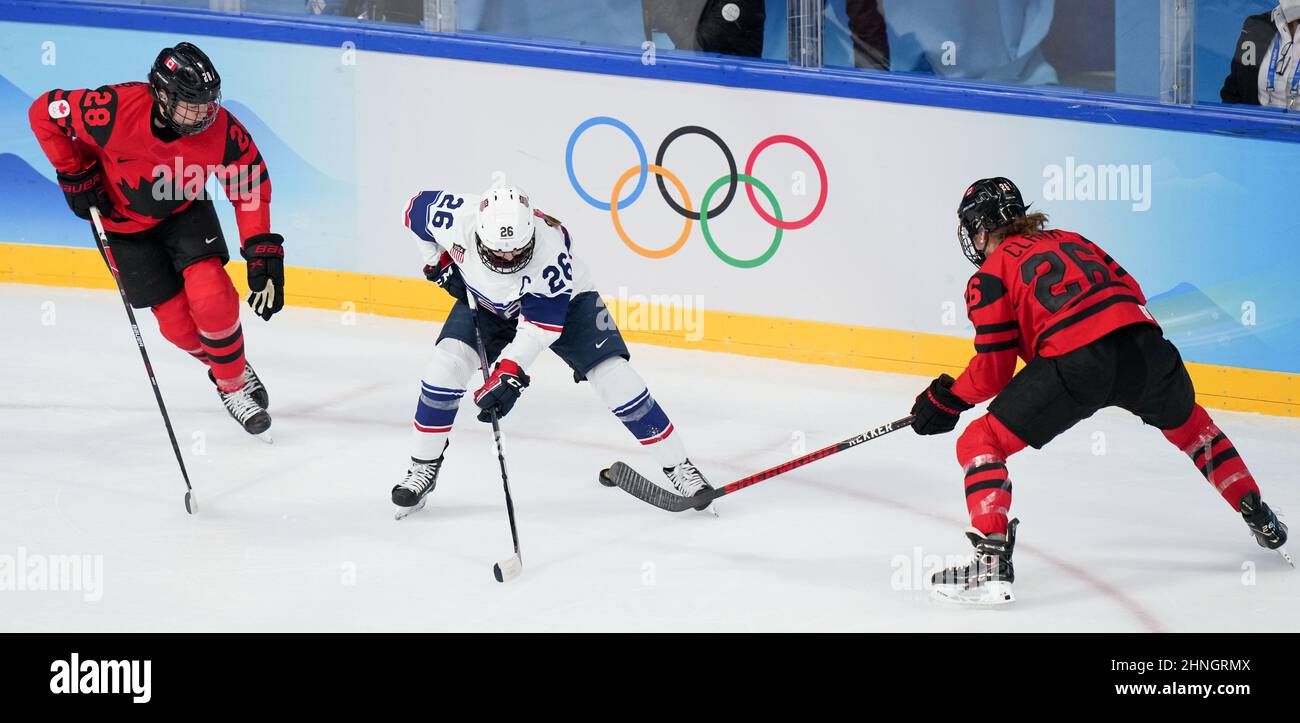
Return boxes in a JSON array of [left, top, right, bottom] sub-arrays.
[[209, 362, 268, 409], [1239, 491, 1293, 567], [931, 518, 1019, 605], [211, 369, 272, 439], [392, 449, 447, 520], [664, 458, 717, 514]]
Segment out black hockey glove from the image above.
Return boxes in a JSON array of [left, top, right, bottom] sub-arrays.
[[910, 374, 974, 435], [424, 250, 466, 301], [473, 359, 530, 423], [58, 161, 112, 221], [242, 233, 285, 321]]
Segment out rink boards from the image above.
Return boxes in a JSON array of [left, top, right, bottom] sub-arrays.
[[2, 241, 1294, 417], [0, 9, 1297, 417]]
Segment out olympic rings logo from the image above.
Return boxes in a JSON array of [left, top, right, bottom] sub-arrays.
[[564, 116, 828, 269]]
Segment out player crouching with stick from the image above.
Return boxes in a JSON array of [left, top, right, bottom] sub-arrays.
[[910, 177, 1290, 605], [392, 184, 716, 519]]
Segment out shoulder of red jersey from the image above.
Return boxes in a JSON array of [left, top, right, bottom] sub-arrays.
[[85, 82, 152, 113], [217, 108, 262, 166], [964, 270, 1010, 314], [71, 82, 148, 149], [107, 81, 150, 95]]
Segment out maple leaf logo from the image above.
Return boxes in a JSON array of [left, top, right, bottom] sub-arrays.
[[114, 166, 189, 221]]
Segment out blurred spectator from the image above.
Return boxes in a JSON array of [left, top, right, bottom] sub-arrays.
[[642, 0, 766, 57], [884, 0, 1057, 85], [1221, 0, 1300, 108], [338, 0, 422, 25], [846, 0, 889, 70]]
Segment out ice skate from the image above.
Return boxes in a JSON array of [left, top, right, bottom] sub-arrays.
[[1239, 491, 1293, 567], [664, 458, 717, 515], [931, 519, 1019, 605], [211, 368, 272, 438], [392, 452, 446, 520]]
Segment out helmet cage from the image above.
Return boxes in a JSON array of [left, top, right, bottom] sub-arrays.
[[475, 229, 536, 274]]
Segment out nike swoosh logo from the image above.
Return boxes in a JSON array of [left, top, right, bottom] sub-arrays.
[[204, 237, 217, 244], [595, 338, 610, 349]]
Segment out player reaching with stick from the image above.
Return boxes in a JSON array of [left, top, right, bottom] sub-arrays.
[[393, 184, 715, 518], [910, 177, 1291, 605], [29, 43, 284, 437]]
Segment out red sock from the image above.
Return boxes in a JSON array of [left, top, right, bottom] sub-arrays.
[[151, 292, 209, 365], [955, 414, 1028, 536], [183, 258, 245, 391], [1162, 404, 1259, 509]]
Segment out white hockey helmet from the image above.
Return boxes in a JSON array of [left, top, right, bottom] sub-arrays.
[[474, 186, 536, 274]]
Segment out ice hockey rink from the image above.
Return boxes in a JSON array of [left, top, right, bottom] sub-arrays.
[[2, 284, 1296, 633]]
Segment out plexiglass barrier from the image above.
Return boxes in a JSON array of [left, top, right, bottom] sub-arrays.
[[60, 0, 1300, 119]]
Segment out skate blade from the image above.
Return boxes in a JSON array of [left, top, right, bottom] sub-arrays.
[[930, 580, 1015, 606], [1278, 546, 1295, 568], [253, 432, 274, 445], [697, 502, 719, 517], [394, 498, 427, 521]]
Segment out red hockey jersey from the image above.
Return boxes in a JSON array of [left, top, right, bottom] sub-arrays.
[[951, 229, 1157, 405], [28, 82, 271, 246]]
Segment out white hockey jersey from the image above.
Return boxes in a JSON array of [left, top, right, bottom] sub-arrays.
[[404, 189, 596, 371]]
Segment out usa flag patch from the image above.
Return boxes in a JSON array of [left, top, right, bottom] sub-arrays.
[[451, 243, 465, 264]]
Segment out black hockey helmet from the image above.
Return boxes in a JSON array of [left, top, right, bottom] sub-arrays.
[[149, 42, 221, 136], [957, 177, 1026, 267]]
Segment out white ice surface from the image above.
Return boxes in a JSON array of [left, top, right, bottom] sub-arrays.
[[1, 285, 1296, 632]]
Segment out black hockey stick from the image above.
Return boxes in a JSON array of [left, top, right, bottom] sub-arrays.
[[464, 291, 523, 582], [89, 207, 197, 515], [602, 415, 915, 513]]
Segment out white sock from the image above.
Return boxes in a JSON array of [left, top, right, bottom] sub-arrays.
[[411, 338, 477, 461], [586, 357, 687, 470]]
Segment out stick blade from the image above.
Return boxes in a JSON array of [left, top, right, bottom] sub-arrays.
[[494, 554, 522, 583], [184, 491, 197, 515], [606, 462, 702, 513]]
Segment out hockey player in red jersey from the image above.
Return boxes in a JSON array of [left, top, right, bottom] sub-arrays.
[[910, 177, 1291, 604], [29, 43, 284, 435]]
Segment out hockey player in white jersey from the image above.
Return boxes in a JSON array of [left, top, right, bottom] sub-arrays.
[[393, 185, 714, 516]]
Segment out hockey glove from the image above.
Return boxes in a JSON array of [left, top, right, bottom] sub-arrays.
[[473, 359, 530, 422], [243, 233, 285, 321], [424, 251, 466, 302], [58, 161, 112, 221], [911, 374, 973, 435]]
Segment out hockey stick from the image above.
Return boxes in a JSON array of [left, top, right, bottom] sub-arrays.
[[603, 415, 915, 513], [464, 291, 523, 582], [89, 207, 197, 515]]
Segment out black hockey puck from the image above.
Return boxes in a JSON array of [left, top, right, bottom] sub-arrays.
[[598, 467, 616, 487]]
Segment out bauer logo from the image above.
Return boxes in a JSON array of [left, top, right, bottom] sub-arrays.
[[1042, 157, 1152, 212], [564, 116, 828, 268], [49, 653, 151, 703]]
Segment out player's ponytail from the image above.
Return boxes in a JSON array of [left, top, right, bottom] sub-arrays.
[[991, 212, 1049, 244]]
